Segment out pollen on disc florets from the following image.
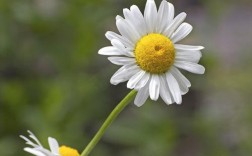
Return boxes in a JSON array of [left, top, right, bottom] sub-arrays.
[[135, 33, 175, 74], [59, 146, 80, 156]]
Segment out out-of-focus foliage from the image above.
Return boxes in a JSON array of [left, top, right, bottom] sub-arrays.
[[0, 0, 252, 156]]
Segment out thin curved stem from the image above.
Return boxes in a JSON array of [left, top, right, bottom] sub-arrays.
[[80, 90, 137, 156]]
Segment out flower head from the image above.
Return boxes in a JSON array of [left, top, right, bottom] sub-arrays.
[[99, 0, 205, 106], [20, 130, 80, 156]]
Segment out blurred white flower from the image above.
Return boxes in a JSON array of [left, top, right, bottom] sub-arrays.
[[99, 0, 205, 106], [20, 130, 79, 156]]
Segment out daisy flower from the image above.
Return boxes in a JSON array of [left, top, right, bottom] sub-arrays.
[[99, 0, 205, 106], [20, 130, 80, 156]]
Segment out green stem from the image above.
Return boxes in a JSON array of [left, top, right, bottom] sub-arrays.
[[80, 90, 137, 156]]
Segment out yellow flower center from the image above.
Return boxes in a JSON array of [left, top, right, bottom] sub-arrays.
[[135, 33, 175, 74], [59, 146, 80, 156]]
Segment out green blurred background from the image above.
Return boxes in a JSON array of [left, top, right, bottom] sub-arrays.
[[0, 0, 252, 155]]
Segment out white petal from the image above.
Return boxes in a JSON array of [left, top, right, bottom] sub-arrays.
[[174, 61, 205, 74], [149, 75, 160, 101], [170, 70, 189, 95], [134, 83, 149, 107], [123, 8, 134, 23], [156, 0, 167, 33], [127, 70, 145, 89], [48, 137, 59, 154], [130, 5, 147, 36], [108, 57, 135, 65], [20, 135, 30, 143], [156, 1, 174, 33], [175, 44, 204, 51], [28, 131, 42, 147], [116, 15, 124, 21], [20, 135, 39, 148], [127, 71, 149, 89], [159, 75, 173, 105], [105, 31, 134, 49], [166, 72, 182, 104], [175, 50, 202, 63], [38, 149, 57, 156], [98, 46, 121, 56], [116, 15, 141, 40], [144, 0, 158, 33], [24, 148, 46, 156], [111, 39, 134, 57], [111, 39, 125, 49], [110, 64, 140, 85], [166, 2, 175, 25], [170, 23, 193, 43], [135, 72, 150, 90], [170, 67, 191, 87], [116, 17, 140, 43], [164, 12, 187, 37], [123, 7, 146, 36]]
